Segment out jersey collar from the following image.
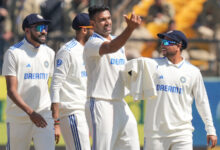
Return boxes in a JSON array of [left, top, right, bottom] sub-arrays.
[[23, 38, 41, 50], [92, 32, 113, 41], [165, 57, 185, 68]]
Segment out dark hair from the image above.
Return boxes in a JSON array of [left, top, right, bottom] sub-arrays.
[[88, 5, 110, 20]]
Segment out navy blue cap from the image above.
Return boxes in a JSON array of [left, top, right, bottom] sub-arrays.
[[72, 13, 92, 30], [157, 30, 188, 49], [22, 13, 50, 31]]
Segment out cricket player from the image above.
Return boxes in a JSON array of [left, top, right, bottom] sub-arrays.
[[50, 13, 93, 150], [2, 14, 56, 150], [83, 5, 141, 150], [143, 30, 217, 150]]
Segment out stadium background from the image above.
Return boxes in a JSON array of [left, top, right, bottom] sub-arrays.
[[0, 0, 220, 149]]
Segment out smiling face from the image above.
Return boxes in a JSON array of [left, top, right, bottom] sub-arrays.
[[90, 10, 112, 38], [25, 23, 48, 47], [160, 37, 181, 58]]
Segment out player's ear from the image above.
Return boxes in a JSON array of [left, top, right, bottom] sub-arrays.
[[81, 28, 87, 34], [24, 28, 29, 33], [177, 43, 182, 51]]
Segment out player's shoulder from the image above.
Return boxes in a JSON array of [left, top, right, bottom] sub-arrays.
[[183, 60, 200, 72], [63, 39, 79, 51], [142, 57, 167, 66], [85, 33, 105, 47], [41, 44, 55, 55], [87, 33, 106, 44], [9, 40, 25, 51]]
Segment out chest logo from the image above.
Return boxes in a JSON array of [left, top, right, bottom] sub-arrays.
[[26, 64, 31, 68], [180, 76, 186, 83], [44, 61, 49, 68], [56, 59, 62, 67], [159, 75, 164, 79]]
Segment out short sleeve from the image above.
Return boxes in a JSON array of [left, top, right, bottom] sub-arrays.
[[84, 38, 103, 57], [2, 50, 17, 76]]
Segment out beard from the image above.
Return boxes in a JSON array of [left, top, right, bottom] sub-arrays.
[[30, 30, 47, 44]]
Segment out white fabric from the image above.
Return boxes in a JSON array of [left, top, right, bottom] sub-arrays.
[[50, 39, 87, 117], [84, 32, 139, 149], [83, 32, 127, 100], [123, 57, 157, 101], [88, 98, 140, 150], [7, 118, 55, 150], [144, 57, 216, 138], [144, 135, 192, 150], [60, 110, 90, 150], [2, 38, 55, 123]]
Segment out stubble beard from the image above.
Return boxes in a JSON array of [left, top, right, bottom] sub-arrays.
[[30, 30, 47, 44]]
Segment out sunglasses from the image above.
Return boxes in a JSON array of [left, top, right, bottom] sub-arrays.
[[161, 39, 178, 46], [31, 24, 48, 32]]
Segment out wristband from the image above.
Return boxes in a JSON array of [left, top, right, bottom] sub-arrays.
[[54, 118, 60, 122], [54, 122, 60, 125], [54, 118, 60, 125]]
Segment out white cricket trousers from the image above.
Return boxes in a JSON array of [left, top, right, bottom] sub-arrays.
[[6, 118, 55, 150], [143, 135, 192, 150], [87, 98, 140, 150], [60, 110, 91, 150]]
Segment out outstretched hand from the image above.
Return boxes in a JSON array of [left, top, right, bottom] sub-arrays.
[[124, 12, 142, 30], [207, 135, 217, 148]]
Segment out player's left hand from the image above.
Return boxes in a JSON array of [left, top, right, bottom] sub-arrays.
[[124, 12, 142, 30], [207, 135, 217, 148], [54, 124, 61, 144]]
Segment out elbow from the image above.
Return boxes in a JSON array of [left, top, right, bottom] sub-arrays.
[[7, 87, 16, 99]]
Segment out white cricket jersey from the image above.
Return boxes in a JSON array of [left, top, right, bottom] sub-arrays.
[[50, 39, 87, 117], [83, 32, 127, 100], [2, 38, 55, 123], [123, 57, 157, 101], [144, 57, 216, 138]]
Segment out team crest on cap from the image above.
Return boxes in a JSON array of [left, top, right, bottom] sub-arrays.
[[44, 61, 49, 68], [167, 30, 173, 34], [180, 76, 186, 83], [37, 15, 43, 19]]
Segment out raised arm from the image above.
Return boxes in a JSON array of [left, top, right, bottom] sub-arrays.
[[99, 13, 142, 55]]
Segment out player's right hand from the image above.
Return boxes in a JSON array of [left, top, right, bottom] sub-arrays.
[[29, 111, 47, 128]]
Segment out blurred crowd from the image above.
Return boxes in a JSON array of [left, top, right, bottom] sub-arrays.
[[0, 0, 89, 73], [0, 0, 220, 74]]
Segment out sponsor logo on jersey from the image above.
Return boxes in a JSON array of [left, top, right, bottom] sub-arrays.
[[110, 58, 125, 65], [44, 61, 49, 68], [156, 84, 182, 94], [26, 64, 31, 68], [24, 73, 49, 80], [56, 59, 62, 67], [180, 76, 186, 83]]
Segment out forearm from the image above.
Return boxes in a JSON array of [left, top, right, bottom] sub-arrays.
[[100, 26, 134, 54], [196, 101, 216, 135], [51, 103, 59, 119], [7, 88, 33, 115]]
